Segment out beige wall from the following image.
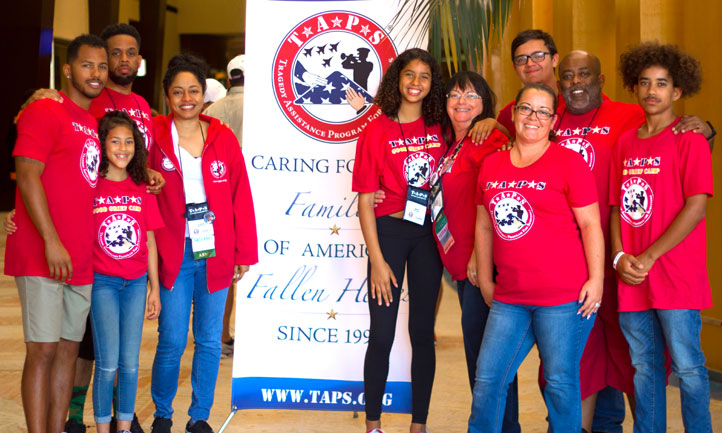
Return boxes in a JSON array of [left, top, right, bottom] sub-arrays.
[[175, 0, 244, 34], [53, 0, 89, 40]]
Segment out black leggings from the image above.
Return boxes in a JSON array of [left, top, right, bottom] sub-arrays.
[[364, 215, 443, 424]]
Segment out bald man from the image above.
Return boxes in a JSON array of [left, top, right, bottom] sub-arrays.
[[546, 50, 714, 433]]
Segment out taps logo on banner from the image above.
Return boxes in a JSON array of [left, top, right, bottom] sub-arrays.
[[272, 11, 397, 143]]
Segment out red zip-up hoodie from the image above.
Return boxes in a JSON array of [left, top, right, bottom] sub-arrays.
[[150, 113, 258, 292]]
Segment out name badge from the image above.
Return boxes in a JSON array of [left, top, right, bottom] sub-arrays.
[[403, 186, 429, 226], [186, 202, 216, 260]]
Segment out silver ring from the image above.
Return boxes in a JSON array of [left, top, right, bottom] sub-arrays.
[[594, 302, 601, 308]]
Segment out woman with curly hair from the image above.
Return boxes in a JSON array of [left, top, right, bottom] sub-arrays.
[[148, 54, 257, 433], [612, 42, 712, 433], [90, 110, 164, 433], [352, 48, 445, 433]]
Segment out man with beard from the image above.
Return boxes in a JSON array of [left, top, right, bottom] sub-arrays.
[[13, 24, 158, 433], [5, 34, 107, 433], [552, 50, 715, 433]]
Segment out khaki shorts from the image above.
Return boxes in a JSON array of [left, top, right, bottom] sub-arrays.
[[16, 276, 92, 343]]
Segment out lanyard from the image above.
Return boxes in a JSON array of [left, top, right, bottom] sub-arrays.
[[557, 105, 601, 140]]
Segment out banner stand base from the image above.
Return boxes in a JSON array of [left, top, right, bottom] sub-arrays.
[[217, 407, 237, 433]]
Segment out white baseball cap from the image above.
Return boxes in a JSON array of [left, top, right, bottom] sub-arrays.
[[204, 78, 227, 103]]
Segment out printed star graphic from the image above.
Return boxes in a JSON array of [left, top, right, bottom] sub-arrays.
[[302, 27, 313, 38], [303, 97, 311, 104], [327, 309, 338, 320], [509, 181, 518, 187], [492, 181, 500, 188], [527, 180, 537, 188], [426, 134, 434, 142], [572, 128, 582, 135], [647, 156, 654, 166], [341, 82, 351, 91], [330, 224, 340, 235], [323, 82, 336, 93], [633, 158, 641, 166], [98, 197, 105, 204], [411, 137, 418, 144], [360, 25, 371, 36], [114, 196, 122, 203], [331, 16, 343, 27], [321, 97, 330, 104], [556, 129, 563, 136], [592, 126, 601, 134]]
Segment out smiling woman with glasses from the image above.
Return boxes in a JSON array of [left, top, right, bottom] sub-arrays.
[[467, 82, 604, 433]]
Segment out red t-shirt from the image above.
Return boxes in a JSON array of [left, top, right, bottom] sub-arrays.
[[497, 94, 566, 138], [555, 98, 645, 281], [434, 130, 508, 280], [93, 177, 164, 279], [477, 143, 598, 305], [6, 94, 100, 285], [352, 113, 445, 217], [609, 119, 713, 311], [89, 88, 154, 150]]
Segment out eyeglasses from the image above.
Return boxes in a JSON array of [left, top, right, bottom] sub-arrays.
[[513, 51, 551, 66], [514, 104, 554, 121], [447, 92, 482, 101]]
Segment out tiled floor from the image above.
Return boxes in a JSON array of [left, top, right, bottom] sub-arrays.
[[1, 212, 721, 432]]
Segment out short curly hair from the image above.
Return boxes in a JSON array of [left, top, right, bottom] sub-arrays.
[[373, 48, 444, 126], [100, 23, 141, 48], [619, 41, 702, 97], [98, 111, 150, 185], [162, 53, 208, 96]]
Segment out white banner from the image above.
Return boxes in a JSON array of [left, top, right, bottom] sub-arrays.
[[232, 0, 424, 413]]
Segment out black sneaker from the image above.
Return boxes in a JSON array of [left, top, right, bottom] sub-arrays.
[[130, 413, 145, 433], [64, 419, 86, 433], [151, 417, 173, 433], [185, 420, 214, 433]]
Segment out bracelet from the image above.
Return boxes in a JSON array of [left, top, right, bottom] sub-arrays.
[[612, 251, 625, 270], [706, 121, 716, 140]]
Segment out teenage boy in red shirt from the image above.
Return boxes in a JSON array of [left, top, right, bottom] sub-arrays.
[[610, 42, 713, 433]]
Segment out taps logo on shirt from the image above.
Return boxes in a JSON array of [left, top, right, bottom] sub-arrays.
[[489, 191, 535, 241], [161, 157, 175, 172], [98, 213, 141, 259], [80, 138, 101, 187], [559, 137, 595, 169], [620, 177, 653, 227], [272, 11, 397, 143], [404, 152, 435, 188], [210, 160, 227, 179]]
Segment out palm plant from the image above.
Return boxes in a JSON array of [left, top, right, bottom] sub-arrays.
[[389, 0, 516, 75]]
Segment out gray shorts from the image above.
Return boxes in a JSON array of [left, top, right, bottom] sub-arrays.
[[16, 276, 92, 342]]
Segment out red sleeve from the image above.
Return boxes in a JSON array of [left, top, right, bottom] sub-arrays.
[[624, 104, 645, 131], [351, 120, 383, 192], [467, 128, 508, 168], [13, 100, 61, 163], [496, 101, 515, 137], [678, 132, 714, 198], [608, 133, 627, 207], [564, 148, 598, 208], [143, 192, 165, 231], [475, 157, 491, 206], [226, 128, 259, 265]]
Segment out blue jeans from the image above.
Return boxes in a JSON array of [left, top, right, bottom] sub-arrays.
[[619, 309, 712, 433], [591, 386, 626, 433], [151, 239, 228, 423], [90, 273, 148, 423], [456, 279, 520, 433], [468, 300, 594, 433]]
